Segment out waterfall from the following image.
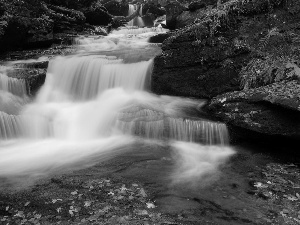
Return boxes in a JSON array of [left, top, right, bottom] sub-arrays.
[[127, 4, 144, 27], [128, 4, 135, 27], [139, 4, 143, 17], [116, 107, 229, 145], [39, 56, 153, 101], [0, 112, 23, 139], [0, 26, 234, 180], [168, 118, 229, 145]]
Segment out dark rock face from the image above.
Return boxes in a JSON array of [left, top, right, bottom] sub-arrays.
[[104, 0, 128, 17], [152, 22, 251, 98], [0, 0, 114, 52], [208, 81, 300, 137], [165, 1, 186, 29], [175, 7, 205, 29], [188, 1, 208, 11], [0, 0, 90, 52], [84, 3, 112, 25], [142, 3, 166, 17], [148, 33, 171, 43]]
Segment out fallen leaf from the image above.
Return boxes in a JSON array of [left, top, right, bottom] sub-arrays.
[[24, 202, 30, 207], [140, 188, 147, 197], [146, 202, 155, 208], [71, 190, 78, 195]]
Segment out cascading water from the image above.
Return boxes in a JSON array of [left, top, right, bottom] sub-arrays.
[[0, 27, 234, 183], [0, 66, 28, 139], [127, 4, 144, 27]]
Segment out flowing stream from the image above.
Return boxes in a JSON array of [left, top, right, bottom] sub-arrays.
[[0, 27, 235, 183]]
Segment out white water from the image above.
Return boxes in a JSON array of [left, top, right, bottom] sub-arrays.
[[0, 69, 27, 97], [127, 4, 144, 27], [0, 27, 235, 183], [74, 27, 166, 53]]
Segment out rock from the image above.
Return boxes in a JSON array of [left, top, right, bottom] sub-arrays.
[[152, 21, 251, 98], [208, 80, 300, 137], [188, 1, 207, 11], [7, 61, 48, 96], [104, 0, 128, 17], [0, 1, 88, 51], [142, 3, 166, 17], [148, 32, 170, 43], [165, 1, 187, 30], [83, 2, 112, 26], [175, 7, 206, 29]]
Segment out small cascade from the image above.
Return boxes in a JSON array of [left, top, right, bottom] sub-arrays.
[[116, 106, 165, 139], [0, 90, 28, 115], [0, 72, 27, 97], [0, 66, 28, 139], [127, 4, 144, 27], [139, 4, 143, 17], [115, 105, 229, 145], [40, 56, 153, 101], [127, 4, 135, 26], [111, 27, 166, 36], [0, 112, 23, 139], [168, 118, 229, 145]]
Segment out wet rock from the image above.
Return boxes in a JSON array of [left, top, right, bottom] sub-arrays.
[[208, 81, 300, 137], [152, 24, 250, 98]]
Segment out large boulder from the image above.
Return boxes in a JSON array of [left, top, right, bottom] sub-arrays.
[[207, 80, 300, 137]]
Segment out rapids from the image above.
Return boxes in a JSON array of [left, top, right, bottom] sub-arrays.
[[0, 27, 235, 183]]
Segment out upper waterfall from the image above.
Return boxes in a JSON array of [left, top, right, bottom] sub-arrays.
[[38, 56, 153, 101]]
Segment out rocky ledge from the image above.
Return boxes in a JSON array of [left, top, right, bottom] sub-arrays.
[[208, 80, 300, 137]]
